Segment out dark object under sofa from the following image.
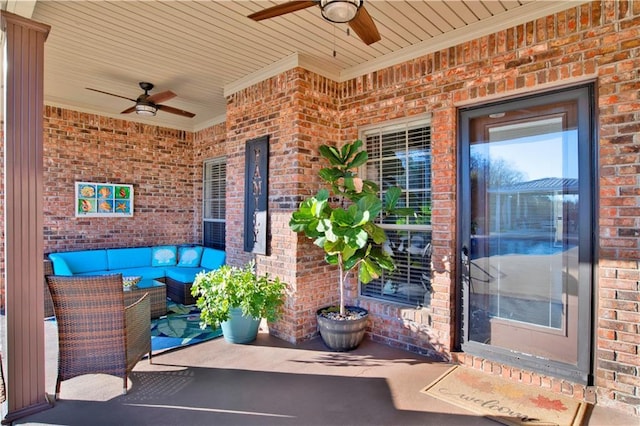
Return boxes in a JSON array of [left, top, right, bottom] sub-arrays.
[[166, 277, 196, 305]]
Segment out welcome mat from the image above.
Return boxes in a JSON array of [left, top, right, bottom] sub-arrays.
[[151, 301, 222, 354], [421, 366, 589, 426]]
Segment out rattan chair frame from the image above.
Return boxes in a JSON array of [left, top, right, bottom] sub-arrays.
[[46, 273, 152, 399]]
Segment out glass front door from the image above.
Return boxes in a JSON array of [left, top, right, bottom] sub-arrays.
[[459, 85, 594, 382]]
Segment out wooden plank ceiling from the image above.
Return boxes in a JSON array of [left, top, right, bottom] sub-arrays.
[[3, 1, 584, 131]]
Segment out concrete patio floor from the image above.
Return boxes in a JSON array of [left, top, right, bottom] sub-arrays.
[[12, 321, 639, 425]]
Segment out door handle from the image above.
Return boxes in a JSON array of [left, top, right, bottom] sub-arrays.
[[461, 246, 469, 266]]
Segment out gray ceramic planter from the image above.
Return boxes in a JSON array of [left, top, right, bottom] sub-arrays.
[[316, 306, 369, 351]]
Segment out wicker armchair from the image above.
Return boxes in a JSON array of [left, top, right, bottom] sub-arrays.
[[45, 274, 152, 399]]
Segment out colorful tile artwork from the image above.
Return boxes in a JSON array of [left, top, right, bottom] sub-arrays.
[[76, 181, 134, 217]]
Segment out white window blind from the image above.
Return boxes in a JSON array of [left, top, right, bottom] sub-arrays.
[[360, 119, 432, 307], [203, 157, 226, 249]]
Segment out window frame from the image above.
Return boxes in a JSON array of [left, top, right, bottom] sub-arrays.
[[202, 156, 226, 250], [358, 115, 433, 307]]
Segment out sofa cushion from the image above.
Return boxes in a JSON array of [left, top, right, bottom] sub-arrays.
[[75, 270, 112, 276], [48, 250, 108, 275], [107, 247, 152, 270], [177, 246, 203, 267], [47, 254, 73, 276], [152, 245, 177, 267], [108, 267, 166, 281], [200, 248, 225, 270], [165, 266, 208, 284]]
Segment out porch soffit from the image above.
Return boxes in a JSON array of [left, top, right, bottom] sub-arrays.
[[1, 1, 591, 132]]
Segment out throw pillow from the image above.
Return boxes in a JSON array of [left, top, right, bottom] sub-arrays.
[[178, 246, 203, 267], [152, 246, 177, 267]]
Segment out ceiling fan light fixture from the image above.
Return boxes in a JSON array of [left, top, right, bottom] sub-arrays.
[[135, 102, 157, 116], [320, 0, 362, 23]]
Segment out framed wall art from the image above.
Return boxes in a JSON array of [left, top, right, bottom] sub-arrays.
[[75, 182, 134, 217]]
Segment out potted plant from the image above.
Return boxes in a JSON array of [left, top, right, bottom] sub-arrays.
[[191, 261, 286, 344], [289, 140, 415, 351]]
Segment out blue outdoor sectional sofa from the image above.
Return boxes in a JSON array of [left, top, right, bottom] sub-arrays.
[[48, 245, 225, 305]]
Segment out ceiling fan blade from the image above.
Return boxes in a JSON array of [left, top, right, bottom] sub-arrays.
[[349, 6, 381, 45], [147, 90, 176, 104], [86, 87, 136, 102], [120, 106, 136, 114], [157, 104, 196, 118], [248, 1, 316, 21]]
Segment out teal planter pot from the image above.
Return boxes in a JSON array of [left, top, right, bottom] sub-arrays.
[[221, 307, 261, 344]]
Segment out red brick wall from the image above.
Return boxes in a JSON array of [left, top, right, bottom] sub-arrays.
[[594, 1, 640, 412], [334, 0, 638, 414], [225, 68, 341, 342], [193, 122, 227, 244], [0, 0, 636, 415], [42, 106, 198, 252]]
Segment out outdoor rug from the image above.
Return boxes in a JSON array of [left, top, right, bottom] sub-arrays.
[[151, 301, 222, 354], [421, 366, 589, 426]]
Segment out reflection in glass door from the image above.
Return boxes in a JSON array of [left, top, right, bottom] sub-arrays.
[[459, 85, 593, 382]]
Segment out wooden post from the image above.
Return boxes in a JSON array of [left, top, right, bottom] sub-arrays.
[[1, 11, 52, 424]]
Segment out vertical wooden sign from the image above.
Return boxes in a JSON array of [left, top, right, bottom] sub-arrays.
[[244, 136, 269, 255]]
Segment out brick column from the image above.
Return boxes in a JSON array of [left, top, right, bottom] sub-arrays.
[[225, 68, 341, 343]]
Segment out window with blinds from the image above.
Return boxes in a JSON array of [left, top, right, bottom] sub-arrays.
[[203, 157, 226, 250], [360, 119, 432, 307]]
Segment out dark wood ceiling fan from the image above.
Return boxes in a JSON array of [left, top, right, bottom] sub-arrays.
[[86, 82, 196, 118], [248, 0, 381, 45]]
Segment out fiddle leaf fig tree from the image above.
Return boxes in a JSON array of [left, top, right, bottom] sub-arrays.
[[289, 140, 415, 316]]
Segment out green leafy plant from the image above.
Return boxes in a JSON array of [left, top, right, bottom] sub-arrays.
[[191, 261, 286, 328], [289, 140, 415, 316], [396, 203, 431, 226]]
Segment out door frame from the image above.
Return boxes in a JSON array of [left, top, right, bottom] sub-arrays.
[[456, 83, 597, 384]]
